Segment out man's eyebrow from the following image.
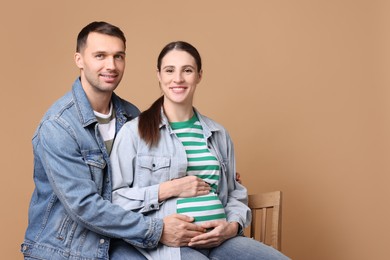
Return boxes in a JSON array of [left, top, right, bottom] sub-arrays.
[[91, 51, 126, 55]]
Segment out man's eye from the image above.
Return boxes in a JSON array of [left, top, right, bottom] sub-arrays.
[[114, 53, 125, 60], [96, 54, 104, 59]]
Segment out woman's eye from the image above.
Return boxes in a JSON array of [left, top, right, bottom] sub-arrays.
[[184, 69, 193, 73], [165, 69, 174, 73]]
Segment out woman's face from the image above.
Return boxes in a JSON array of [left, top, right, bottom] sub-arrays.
[[157, 50, 202, 107]]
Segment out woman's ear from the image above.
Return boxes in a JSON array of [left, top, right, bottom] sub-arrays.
[[156, 69, 161, 82], [197, 69, 203, 83]]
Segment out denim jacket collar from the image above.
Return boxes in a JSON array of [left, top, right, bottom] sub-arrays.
[[159, 106, 220, 139], [72, 78, 133, 128]]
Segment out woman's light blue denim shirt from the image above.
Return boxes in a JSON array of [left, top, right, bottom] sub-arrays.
[[21, 78, 163, 260], [110, 108, 251, 259]]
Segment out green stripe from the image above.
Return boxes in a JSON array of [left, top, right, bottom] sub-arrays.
[[177, 196, 218, 204], [170, 115, 198, 129], [193, 213, 227, 222], [177, 204, 224, 213], [182, 141, 206, 146], [192, 124, 203, 130], [176, 132, 204, 138], [188, 165, 220, 171], [197, 175, 220, 181], [188, 156, 218, 162], [210, 183, 218, 192], [186, 149, 209, 154]]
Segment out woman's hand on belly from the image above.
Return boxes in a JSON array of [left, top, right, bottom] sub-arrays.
[[187, 220, 239, 248], [159, 175, 211, 201]]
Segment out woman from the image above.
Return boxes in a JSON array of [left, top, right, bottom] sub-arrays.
[[110, 41, 289, 259]]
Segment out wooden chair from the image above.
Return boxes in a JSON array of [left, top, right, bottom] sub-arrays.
[[247, 191, 283, 251]]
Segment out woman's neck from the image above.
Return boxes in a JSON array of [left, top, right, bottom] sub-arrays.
[[163, 102, 194, 122]]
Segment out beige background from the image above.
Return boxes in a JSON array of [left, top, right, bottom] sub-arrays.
[[1, 1, 389, 259]]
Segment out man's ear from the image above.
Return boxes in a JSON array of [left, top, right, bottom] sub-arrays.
[[74, 53, 83, 69]]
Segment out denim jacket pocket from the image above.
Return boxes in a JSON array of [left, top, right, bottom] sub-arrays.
[[56, 214, 77, 243], [137, 155, 171, 186], [82, 149, 107, 194]]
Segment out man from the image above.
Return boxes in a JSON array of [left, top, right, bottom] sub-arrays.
[[21, 21, 204, 260]]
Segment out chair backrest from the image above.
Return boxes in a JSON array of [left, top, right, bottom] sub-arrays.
[[248, 191, 282, 250]]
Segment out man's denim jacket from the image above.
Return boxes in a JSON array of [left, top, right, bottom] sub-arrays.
[[110, 109, 251, 259], [21, 78, 163, 260]]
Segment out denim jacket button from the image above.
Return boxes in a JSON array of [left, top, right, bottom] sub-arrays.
[[100, 239, 105, 244], [150, 204, 155, 209], [22, 245, 28, 251]]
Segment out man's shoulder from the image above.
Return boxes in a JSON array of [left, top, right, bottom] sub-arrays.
[[32, 91, 76, 137], [112, 93, 140, 118], [42, 91, 74, 120]]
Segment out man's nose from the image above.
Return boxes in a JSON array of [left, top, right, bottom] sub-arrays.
[[105, 57, 116, 70]]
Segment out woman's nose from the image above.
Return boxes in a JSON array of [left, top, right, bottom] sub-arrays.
[[173, 72, 183, 82]]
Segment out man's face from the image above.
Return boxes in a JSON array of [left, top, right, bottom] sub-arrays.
[[75, 32, 126, 95]]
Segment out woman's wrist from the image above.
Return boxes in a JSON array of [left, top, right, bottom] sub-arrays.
[[228, 222, 240, 236], [158, 180, 175, 201]]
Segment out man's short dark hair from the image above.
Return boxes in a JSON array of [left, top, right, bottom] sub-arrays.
[[76, 21, 126, 52]]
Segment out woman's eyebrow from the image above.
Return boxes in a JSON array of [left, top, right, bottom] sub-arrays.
[[162, 64, 195, 69]]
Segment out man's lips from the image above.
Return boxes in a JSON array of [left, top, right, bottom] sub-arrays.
[[100, 74, 118, 83], [100, 74, 117, 79]]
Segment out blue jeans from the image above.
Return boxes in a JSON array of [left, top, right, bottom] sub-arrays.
[[109, 239, 147, 260], [181, 236, 290, 260]]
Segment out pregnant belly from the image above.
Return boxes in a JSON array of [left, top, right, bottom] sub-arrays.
[[176, 193, 226, 224]]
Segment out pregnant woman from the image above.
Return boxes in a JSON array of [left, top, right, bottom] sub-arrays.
[[110, 41, 289, 260]]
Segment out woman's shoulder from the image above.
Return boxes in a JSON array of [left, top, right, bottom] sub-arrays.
[[196, 110, 227, 132], [120, 117, 140, 134]]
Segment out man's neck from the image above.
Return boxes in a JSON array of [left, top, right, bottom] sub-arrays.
[[90, 93, 112, 114], [80, 80, 113, 114], [83, 87, 112, 114]]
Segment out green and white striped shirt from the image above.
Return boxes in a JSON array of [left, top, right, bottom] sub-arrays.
[[171, 114, 226, 224]]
